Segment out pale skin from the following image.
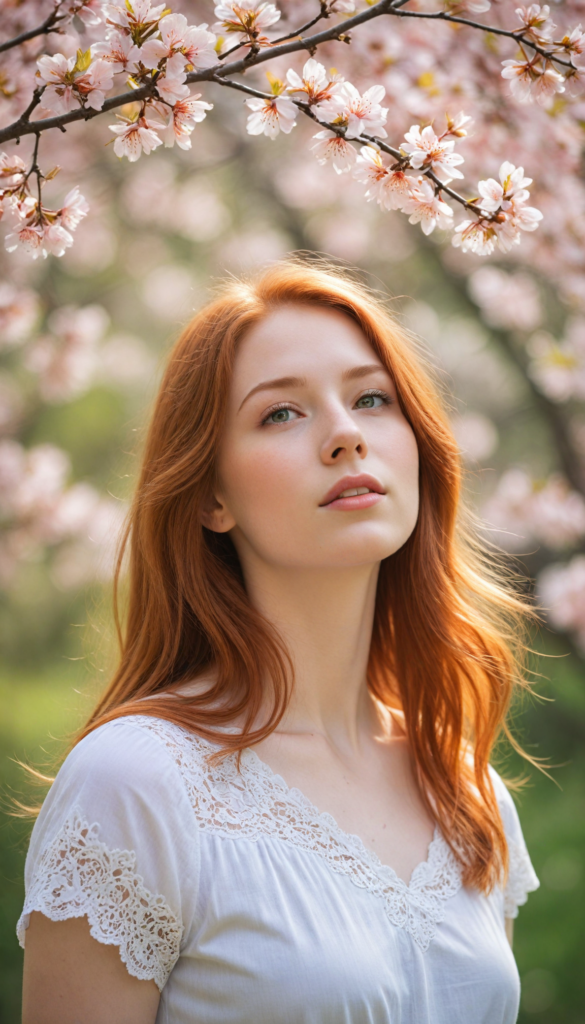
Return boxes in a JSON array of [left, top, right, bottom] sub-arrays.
[[21, 305, 513, 1023]]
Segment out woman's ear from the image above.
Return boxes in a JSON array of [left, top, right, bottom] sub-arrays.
[[200, 493, 236, 534]]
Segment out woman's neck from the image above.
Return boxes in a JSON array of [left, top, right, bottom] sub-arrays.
[[242, 558, 382, 756]]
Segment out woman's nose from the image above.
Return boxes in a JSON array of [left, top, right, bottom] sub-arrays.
[[319, 408, 368, 465]]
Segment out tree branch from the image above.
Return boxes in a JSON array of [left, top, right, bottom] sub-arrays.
[[0, 4, 68, 55]]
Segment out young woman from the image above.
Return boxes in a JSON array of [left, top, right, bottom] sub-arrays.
[[19, 260, 539, 1024]]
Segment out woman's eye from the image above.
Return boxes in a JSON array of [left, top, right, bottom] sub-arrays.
[[355, 391, 389, 410], [264, 406, 299, 425]]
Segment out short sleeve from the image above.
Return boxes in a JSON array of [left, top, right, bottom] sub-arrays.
[[488, 765, 540, 919], [16, 717, 200, 991]]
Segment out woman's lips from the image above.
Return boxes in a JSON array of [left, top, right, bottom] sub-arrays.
[[319, 474, 385, 511], [325, 491, 384, 511]]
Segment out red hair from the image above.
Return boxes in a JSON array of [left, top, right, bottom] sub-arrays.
[[67, 260, 534, 892]]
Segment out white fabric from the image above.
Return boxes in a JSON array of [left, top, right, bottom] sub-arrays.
[[17, 714, 540, 1024]]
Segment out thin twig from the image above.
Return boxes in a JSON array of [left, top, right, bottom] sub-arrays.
[[0, 4, 67, 55]]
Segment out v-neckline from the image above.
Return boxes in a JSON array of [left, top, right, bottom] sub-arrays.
[[240, 742, 446, 892]]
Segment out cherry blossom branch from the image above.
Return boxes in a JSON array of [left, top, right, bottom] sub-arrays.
[[386, 6, 575, 71], [0, 0, 395, 145], [0, 3, 69, 55], [212, 74, 494, 223]]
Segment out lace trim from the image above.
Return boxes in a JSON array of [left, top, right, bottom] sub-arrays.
[[127, 715, 463, 952], [17, 806, 182, 991], [504, 837, 540, 918]]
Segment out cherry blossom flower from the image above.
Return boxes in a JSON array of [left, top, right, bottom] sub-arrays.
[[37, 51, 114, 115], [501, 57, 565, 107], [59, 187, 90, 231], [353, 146, 413, 210], [310, 130, 357, 173], [0, 284, 39, 349], [286, 59, 343, 110], [213, 2, 281, 48], [478, 161, 532, 212], [154, 54, 190, 104], [527, 320, 585, 401], [91, 32, 142, 75], [538, 556, 585, 647], [104, 0, 167, 41], [109, 116, 163, 160], [402, 124, 465, 182], [0, 153, 26, 186], [160, 94, 214, 150], [452, 218, 497, 255], [469, 267, 542, 331], [64, 0, 106, 28], [558, 24, 585, 65], [316, 83, 388, 140], [516, 4, 555, 41], [403, 177, 454, 235], [25, 304, 109, 402], [139, 14, 217, 72], [483, 469, 585, 550], [246, 93, 297, 139]]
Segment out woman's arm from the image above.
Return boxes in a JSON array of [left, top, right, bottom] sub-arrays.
[[505, 917, 514, 947], [22, 912, 160, 1024]]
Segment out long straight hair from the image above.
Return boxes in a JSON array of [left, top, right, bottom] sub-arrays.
[[50, 260, 536, 892]]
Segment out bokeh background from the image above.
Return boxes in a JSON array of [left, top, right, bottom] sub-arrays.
[[2, 4, 585, 1020]]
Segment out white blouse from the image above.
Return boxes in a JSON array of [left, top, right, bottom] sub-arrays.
[[17, 714, 540, 1024]]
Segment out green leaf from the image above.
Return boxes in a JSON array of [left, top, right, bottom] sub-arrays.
[[73, 47, 92, 74]]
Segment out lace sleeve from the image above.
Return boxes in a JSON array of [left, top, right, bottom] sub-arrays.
[[17, 718, 200, 991], [488, 765, 540, 919]]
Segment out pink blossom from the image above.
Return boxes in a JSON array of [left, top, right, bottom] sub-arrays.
[[37, 52, 114, 114], [317, 82, 388, 140], [403, 177, 454, 235], [483, 469, 585, 550], [286, 59, 343, 109], [25, 304, 109, 402], [478, 162, 533, 212], [140, 14, 217, 71], [155, 54, 190, 104], [246, 95, 297, 139], [538, 556, 585, 647], [501, 58, 565, 107], [59, 187, 90, 231], [161, 94, 214, 150], [91, 32, 142, 74], [469, 267, 542, 331], [0, 152, 26, 187], [353, 146, 413, 210], [402, 123, 465, 182], [452, 218, 497, 255], [5, 225, 46, 259], [109, 116, 163, 160], [213, 2, 280, 46], [527, 320, 585, 401], [0, 284, 39, 348], [64, 0, 106, 27], [310, 130, 357, 173], [104, 0, 167, 34]]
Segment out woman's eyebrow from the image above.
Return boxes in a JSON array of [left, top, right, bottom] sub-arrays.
[[238, 364, 387, 412], [238, 375, 306, 412], [342, 363, 387, 382]]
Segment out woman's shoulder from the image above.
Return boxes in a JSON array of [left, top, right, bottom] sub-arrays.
[[487, 763, 540, 916]]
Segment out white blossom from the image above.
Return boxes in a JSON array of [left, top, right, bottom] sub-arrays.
[[214, 2, 280, 46], [401, 124, 465, 182], [316, 82, 388, 140], [140, 14, 217, 71], [161, 95, 214, 150], [286, 59, 343, 110], [91, 32, 142, 74], [501, 58, 565, 107], [310, 130, 356, 173], [353, 146, 413, 210], [246, 94, 297, 138], [403, 177, 454, 234], [109, 116, 163, 160]]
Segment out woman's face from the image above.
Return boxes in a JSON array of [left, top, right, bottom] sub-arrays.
[[207, 304, 419, 571]]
